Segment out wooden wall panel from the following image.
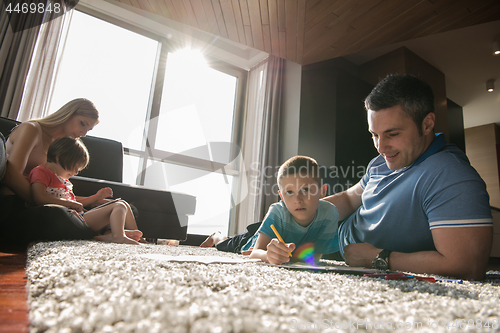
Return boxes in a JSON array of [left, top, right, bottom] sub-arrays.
[[465, 124, 500, 209], [359, 47, 449, 140]]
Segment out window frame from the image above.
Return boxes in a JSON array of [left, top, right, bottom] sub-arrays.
[[68, 6, 249, 234], [129, 39, 248, 186]]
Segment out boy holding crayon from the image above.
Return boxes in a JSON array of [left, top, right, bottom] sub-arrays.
[[245, 155, 339, 265]]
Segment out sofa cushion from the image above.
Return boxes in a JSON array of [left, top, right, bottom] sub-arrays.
[[79, 136, 123, 182], [0, 116, 19, 138]]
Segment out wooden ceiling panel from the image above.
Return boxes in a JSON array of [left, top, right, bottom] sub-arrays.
[[163, 0, 179, 21], [267, 0, 280, 56], [113, 0, 500, 65], [200, 0, 220, 35], [190, 0, 211, 32], [209, 0, 229, 38]]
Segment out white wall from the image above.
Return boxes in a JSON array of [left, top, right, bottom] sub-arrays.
[[280, 60, 302, 163]]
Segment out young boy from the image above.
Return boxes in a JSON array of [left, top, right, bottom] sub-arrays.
[[245, 156, 339, 265], [28, 136, 143, 245]]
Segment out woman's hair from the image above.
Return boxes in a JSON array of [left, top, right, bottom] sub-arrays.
[[364, 74, 434, 135], [33, 98, 99, 127], [46, 137, 89, 171], [277, 155, 323, 188]]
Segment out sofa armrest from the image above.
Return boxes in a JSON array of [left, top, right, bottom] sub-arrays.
[[71, 176, 196, 241]]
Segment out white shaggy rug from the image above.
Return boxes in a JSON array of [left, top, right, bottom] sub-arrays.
[[27, 241, 500, 333]]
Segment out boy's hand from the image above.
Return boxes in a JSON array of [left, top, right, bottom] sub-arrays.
[[266, 239, 296, 265], [96, 187, 113, 200]]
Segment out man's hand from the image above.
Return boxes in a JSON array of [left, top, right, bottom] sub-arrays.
[[266, 239, 295, 265], [343, 243, 382, 268]]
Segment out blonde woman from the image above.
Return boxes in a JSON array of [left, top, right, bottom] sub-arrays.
[[0, 99, 141, 247]]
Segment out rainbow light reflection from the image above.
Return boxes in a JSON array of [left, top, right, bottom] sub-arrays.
[[296, 242, 315, 266]]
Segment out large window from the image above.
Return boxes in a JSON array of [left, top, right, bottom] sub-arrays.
[[47, 10, 246, 236]]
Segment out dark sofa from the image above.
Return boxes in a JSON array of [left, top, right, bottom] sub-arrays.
[[0, 116, 196, 241]]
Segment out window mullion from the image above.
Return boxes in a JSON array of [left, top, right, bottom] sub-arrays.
[[136, 40, 170, 185]]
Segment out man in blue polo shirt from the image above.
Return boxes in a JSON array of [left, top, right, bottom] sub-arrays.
[[325, 74, 493, 280]]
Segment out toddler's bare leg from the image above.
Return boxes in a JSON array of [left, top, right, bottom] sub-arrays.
[[83, 203, 140, 245], [108, 202, 140, 244], [118, 200, 139, 230]]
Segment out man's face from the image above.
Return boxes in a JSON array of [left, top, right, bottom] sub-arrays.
[[368, 105, 434, 170]]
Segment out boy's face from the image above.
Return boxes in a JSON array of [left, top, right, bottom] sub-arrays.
[[278, 173, 326, 227]]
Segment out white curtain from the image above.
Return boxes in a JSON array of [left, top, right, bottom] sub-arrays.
[[0, 2, 43, 118], [17, 4, 73, 121], [234, 55, 284, 234]]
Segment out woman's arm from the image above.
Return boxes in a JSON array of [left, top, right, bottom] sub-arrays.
[[31, 182, 84, 212], [3, 123, 39, 202]]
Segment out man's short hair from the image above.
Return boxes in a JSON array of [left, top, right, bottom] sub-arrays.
[[277, 155, 323, 188], [47, 136, 89, 171], [364, 74, 434, 135]]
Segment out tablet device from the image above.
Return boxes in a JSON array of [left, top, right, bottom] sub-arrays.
[[85, 198, 121, 213]]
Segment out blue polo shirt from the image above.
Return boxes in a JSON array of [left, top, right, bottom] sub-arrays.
[[338, 133, 493, 256]]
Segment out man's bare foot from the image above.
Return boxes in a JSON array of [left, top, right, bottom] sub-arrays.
[[94, 233, 141, 245], [200, 231, 228, 247]]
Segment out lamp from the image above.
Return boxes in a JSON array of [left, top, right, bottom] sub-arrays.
[[486, 79, 495, 92], [494, 35, 500, 55]]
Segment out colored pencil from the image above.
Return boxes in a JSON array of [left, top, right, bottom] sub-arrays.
[[270, 224, 293, 257]]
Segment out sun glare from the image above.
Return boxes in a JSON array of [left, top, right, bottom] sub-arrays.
[[169, 48, 207, 75]]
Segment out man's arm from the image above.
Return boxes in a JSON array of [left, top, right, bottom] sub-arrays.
[[343, 226, 493, 280], [323, 181, 364, 221]]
